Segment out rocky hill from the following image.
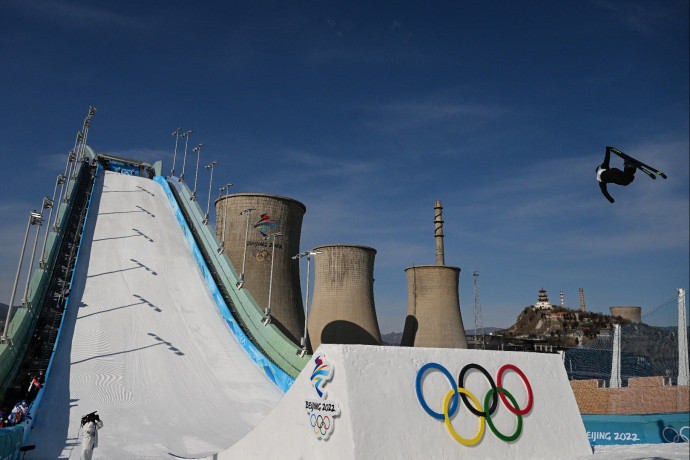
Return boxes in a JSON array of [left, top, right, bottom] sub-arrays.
[[501, 305, 631, 347]]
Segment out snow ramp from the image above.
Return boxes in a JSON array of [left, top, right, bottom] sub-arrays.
[[219, 344, 592, 459], [25, 170, 283, 458]]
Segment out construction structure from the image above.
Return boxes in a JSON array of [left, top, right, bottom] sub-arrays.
[[401, 201, 467, 348], [472, 270, 485, 349], [307, 244, 381, 350], [215, 193, 306, 343], [609, 306, 642, 323]]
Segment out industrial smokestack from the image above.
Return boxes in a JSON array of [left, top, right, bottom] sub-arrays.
[[401, 201, 467, 348], [579, 288, 585, 312], [434, 201, 444, 265], [215, 193, 305, 344], [307, 244, 381, 350]]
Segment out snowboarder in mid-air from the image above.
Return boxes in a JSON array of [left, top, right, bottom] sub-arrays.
[[597, 146, 667, 203]]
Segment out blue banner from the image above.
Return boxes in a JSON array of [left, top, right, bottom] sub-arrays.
[[582, 412, 689, 445]]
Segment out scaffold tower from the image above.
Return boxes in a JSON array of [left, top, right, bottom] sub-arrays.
[[473, 270, 485, 349]]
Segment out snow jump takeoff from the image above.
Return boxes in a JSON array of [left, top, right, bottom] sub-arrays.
[[596, 146, 667, 203]]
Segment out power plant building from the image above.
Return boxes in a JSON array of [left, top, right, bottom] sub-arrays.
[[308, 244, 381, 350], [215, 193, 306, 344]]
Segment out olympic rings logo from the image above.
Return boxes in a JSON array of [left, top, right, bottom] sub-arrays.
[[415, 362, 534, 445], [662, 425, 689, 443], [310, 414, 332, 436], [252, 249, 273, 262]]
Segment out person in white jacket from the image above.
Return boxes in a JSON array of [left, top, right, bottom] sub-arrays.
[[80, 412, 104, 460]]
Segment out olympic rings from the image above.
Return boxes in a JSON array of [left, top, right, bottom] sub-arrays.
[[310, 413, 331, 436], [443, 388, 485, 445], [252, 249, 273, 262], [458, 363, 498, 417], [497, 364, 533, 415], [662, 426, 689, 443], [415, 363, 459, 420], [484, 387, 522, 442], [415, 362, 533, 445]]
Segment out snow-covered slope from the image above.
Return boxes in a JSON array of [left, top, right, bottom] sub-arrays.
[[26, 171, 282, 459]]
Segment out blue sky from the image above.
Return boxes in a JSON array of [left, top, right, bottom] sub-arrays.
[[1, 1, 688, 333]]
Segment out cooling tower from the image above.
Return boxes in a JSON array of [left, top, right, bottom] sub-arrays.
[[400, 200, 467, 348], [609, 306, 642, 323], [401, 265, 467, 348], [215, 193, 305, 343], [307, 244, 381, 350]]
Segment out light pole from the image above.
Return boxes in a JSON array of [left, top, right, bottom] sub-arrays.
[[2, 210, 43, 343], [39, 174, 63, 269], [191, 143, 203, 201], [170, 127, 181, 176], [53, 148, 76, 232], [218, 183, 233, 254], [202, 160, 217, 225], [236, 207, 255, 289], [22, 200, 50, 308], [261, 232, 283, 325], [292, 250, 322, 356], [179, 130, 193, 181]]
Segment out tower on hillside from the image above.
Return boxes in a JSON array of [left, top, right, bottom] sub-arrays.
[[401, 201, 467, 348], [579, 288, 586, 312], [535, 288, 552, 310]]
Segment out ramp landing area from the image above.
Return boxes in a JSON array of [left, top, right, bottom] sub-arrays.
[[26, 171, 283, 459]]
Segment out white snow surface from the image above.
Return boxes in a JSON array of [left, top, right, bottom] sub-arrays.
[[26, 171, 283, 459], [588, 443, 689, 459]]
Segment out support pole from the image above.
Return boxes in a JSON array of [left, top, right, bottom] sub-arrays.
[[678, 288, 688, 386]]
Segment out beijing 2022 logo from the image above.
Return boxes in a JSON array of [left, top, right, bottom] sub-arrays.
[[305, 352, 341, 440], [415, 363, 533, 445]]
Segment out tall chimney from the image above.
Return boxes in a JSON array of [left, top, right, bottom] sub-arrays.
[[434, 201, 444, 265], [401, 201, 467, 349], [579, 288, 586, 312]]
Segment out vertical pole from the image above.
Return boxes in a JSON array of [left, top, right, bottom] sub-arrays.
[[610, 324, 622, 388], [191, 144, 203, 201], [53, 149, 75, 232], [171, 128, 181, 176], [22, 209, 45, 307], [40, 175, 62, 268], [2, 211, 35, 342], [434, 200, 444, 265], [180, 130, 192, 181], [677, 288, 688, 386]]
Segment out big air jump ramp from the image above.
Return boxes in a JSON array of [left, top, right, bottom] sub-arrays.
[[25, 171, 591, 459]]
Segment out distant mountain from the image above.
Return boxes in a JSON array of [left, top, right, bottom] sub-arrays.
[[381, 332, 403, 346], [381, 327, 502, 346]]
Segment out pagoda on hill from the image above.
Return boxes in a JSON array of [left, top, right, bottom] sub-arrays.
[[535, 288, 553, 310]]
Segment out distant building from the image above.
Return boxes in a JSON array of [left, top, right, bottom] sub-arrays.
[[535, 288, 553, 310]]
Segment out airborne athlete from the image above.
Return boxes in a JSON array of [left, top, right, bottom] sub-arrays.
[[596, 146, 667, 203]]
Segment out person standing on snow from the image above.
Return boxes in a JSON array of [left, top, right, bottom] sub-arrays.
[[80, 412, 104, 460]]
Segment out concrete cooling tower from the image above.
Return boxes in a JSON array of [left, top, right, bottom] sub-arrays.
[[401, 201, 468, 348], [215, 193, 305, 344], [308, 244, 382, 350], [610, 306, 642, 323]]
